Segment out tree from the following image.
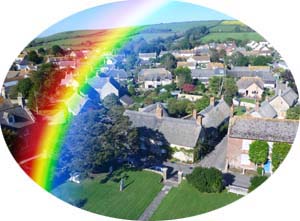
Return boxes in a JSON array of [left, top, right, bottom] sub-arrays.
[[248, 176, 268, 192], [249, 140, 269, 166], [209, 48, 219, 62], [167, 98, 191, 117], [16, 78, 33, 98], [128, 85, 136, 96], [230, 52, 249, 66], [27, 50, 43, 64], [208, 76, 222, 95], [102, 94, 121, 109], [194, 96, 209, 112], [223, 77, 238, 105], [250, 56, 273, 66], [160, 53, 177, 70], [286, 105, 300, 120], [2, 128, 17, 152], [38, 47, 46, 55], [174, 67, 192, 88], [51, 45, 64, 56], [186, 167, 223, 193], [271, 142, 291, 171]]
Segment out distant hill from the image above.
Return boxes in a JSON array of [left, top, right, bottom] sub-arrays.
[[26, 20, 264, 51]]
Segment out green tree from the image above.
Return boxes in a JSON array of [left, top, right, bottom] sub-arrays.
[[248, 176, 268, 192], [102, 94, 121, 109], [186, 167, 223, 193], [167, 98, 191, 117], [37, 47, 46, 56], [208, 76, 223, 95], [16, 78, 34, 98], [250, 56, 273, 66], [249, 140, 269, 166], [128, 85, 136, 96], [230, 52, 249, 66], [223, 77, 238, 105], [194, 96, 210, 112], [27, 50, 43, 64], [209, 48, 219, 62], [1, 128, 17, 152], [286, 105, 300, 120], [174, 67, 192, 88], [51, 45, 64, 56], [160, 53, 177, 70], [271, 142, 291, 171]]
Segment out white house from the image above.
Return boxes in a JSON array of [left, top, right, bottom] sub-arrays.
[[138, 68, 172, 89]]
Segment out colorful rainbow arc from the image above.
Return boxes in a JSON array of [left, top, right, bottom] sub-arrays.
[[28, 0, 170, 190]]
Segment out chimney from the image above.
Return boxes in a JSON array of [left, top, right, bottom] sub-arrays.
[[265, 95, 269, 102], [17, 93, 25, 108], [192, 109, 197, 119], [255, 101, 260, 112], [1, 86, 6, 98], [210, 96, 215, 106], [278, 89, 282, 96], [230, 104, 234, 117], [196, 115, 202, 126], [221, 95, 224, 100], [156, 103, 163, 119]]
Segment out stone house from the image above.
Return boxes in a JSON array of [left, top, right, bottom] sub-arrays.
[[138, 68, 172, 89], [237, 77, 264, 99]]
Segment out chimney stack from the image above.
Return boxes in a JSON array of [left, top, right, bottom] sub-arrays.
[[278, 89, 282, 96], [255, 100, 260, 112], [230, 104, 234, 117], [196, 115, 202, 126], [156, 103, 163, 119], [210, 96, 215, 106], [17, 93, 25, 108], [192, 109, 197, 119]]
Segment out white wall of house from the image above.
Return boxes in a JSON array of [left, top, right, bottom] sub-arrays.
[[144, 79, 172, 89], [100, 83, 119, 100], [269, 96, 290, 118]]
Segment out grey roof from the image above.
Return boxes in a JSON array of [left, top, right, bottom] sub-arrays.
[[229, 116, 299, 143], [139, 68, 172, 81], [199, 100, 231, 128], [256, 101, 277, 118], [0, 100, 34, 129], [105, 69, 128, 79], [139, 53, 157, 58], [237, 77, 264, 90], [139, 102, 169, 117], [227, 69, 275, 84], [120, 95, 134, 106], [191, 68, 225, 79], [87, 75, 121, 91], [281, 87, 298, 106], [124, 109, 202, 148]]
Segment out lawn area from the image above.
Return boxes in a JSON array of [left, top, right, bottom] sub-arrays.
[[201, 32, 264, 43], [52, 169, 163, 220], [240, 97, 256, 104], [150, 181, 242, 220], [234, 106, 247, 116]]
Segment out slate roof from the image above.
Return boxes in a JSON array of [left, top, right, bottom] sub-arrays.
[[199, 99, 231, 128], [191, 68, 225, 79], [139, 102, 169, 117], [0, 100, 34, 129], [269, 87, 298, 107], [120, 95, 134, 106], [124, 107, 202, 148], [227, 68, 275, 84], [105, 69, 128, 80], [253, 101, 277, 118], [139, 68, 172, 81], [237, 77, 264, 90], [87, 75, 121, 91], [229, 116, 299, 143]]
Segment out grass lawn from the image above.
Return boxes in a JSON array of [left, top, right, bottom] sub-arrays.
[[52, 169, 163, 220], [234, 106, 247, 116], [240, 97, 256, 104], [150, 181, 242, 220]]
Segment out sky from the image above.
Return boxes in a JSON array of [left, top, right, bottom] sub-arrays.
[[39, 0, 233, 37]]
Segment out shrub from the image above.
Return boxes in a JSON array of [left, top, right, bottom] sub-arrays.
[[248, 176, 268, 192], [186, 167, 223, 193], [257, 167, 264, 176]]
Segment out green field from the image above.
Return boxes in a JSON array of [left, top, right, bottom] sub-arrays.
[[52, 169, 163, 220], [201, 32, 264, 43], [150, 181, 241, 220]]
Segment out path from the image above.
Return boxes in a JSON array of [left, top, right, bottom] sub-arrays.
[[139, 184, 173, 221]]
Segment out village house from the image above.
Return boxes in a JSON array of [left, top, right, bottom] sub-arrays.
[[105, 69, 128, 82], [191, 68, 225, 84], [138, 68, 172, 89], [207, 62, 225, 70], [237, 77, 264, 99], [187, 55, 211, 68], [139, 52, 157, 61], [176, 61, 196, 70], [124, 103, 205, 163], [227, 66, 276, 88], [268, 87, 298, 118], [226, 116, 299, 174], [172, 49, 195, 58], [250, 101, 277, 119]]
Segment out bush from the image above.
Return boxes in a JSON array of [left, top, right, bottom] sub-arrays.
[[186, 167, 223, 193], [257, 167, 264, 176], [248, 176, 268, 192]]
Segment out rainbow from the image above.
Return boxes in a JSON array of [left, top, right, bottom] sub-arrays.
[[20, 0, 171, 190]]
